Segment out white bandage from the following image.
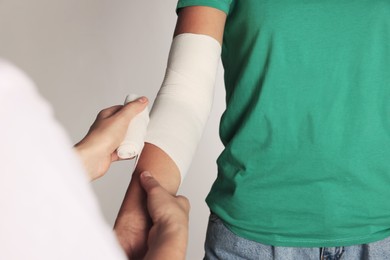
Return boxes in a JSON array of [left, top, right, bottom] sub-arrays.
[[145, 33, 221, 181], [117, 94, 149, 159]]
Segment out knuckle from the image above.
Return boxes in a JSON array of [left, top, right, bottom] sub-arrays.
[[177, 196, 190, 210], [97, 109, 107, 118]]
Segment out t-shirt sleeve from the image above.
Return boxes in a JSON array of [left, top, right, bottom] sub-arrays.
[[176, 0, 233, 15]]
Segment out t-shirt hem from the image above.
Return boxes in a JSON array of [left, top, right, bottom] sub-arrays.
[[176, 0, 230, 15], [224, 222, 390, 248]]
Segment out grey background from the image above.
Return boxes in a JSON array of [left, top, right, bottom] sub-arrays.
[[0, 0, 225, 259]]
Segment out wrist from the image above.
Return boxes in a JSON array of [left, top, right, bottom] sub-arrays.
[[146, 222, 188, 260], [73, 141, 103, 181], [154, 221, 188, 240]]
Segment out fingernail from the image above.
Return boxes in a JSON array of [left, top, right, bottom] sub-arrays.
[[137, 97, 148, 103], [141, 171, 152, 178]]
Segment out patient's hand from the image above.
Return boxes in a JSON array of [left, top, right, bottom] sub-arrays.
[[74, 97, 148, 181]]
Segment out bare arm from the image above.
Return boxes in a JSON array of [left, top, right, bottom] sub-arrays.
[[174, 6, 226, 44], [114, 6, 227, 259]]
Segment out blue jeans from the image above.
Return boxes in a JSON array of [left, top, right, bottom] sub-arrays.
[[204, 213, 390, 260]]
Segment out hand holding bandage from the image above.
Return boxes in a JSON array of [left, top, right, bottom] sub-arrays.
[[117, 94, 150, 159], [74, 96, 148, 180]]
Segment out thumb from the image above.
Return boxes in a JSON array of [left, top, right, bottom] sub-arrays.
[[139, 171, 161, 194], [115, 96, 148, 121]]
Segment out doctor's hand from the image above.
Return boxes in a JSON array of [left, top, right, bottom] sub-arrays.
[[74, 97, 148, 181], [140, 171, 189, 260]]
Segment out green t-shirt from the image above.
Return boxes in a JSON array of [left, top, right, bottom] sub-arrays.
[[177, 0, 390, 247]]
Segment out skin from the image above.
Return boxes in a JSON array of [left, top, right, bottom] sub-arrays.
[[74, 97, 190, 259], [141, 171, 190, 260], [114, 6, 227, 259]]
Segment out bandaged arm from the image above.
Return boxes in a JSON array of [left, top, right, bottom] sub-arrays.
[[114, 7, 227, 257], [145, 33, 221, 181]]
